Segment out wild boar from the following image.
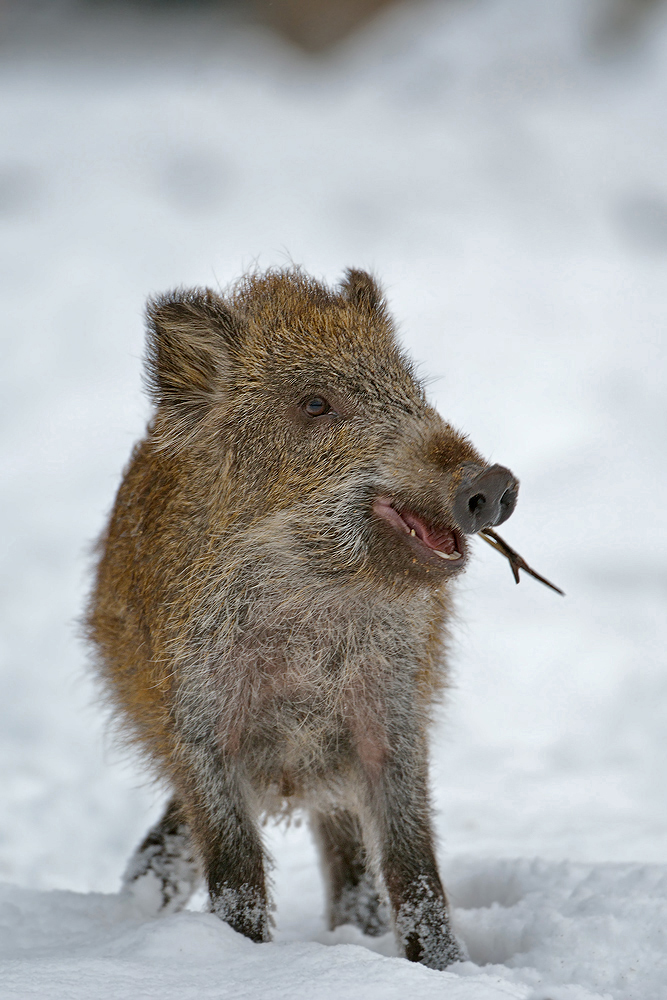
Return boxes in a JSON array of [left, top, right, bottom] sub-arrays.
[[85, 267, 518, 968]]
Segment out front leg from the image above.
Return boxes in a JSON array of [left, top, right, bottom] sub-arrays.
[[361, 736, 464, 968], [175, 750, 271, 943]]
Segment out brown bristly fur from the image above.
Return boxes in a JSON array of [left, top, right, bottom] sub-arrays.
[[85, 266, 492, 968]]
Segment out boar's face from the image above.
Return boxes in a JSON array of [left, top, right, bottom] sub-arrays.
[[145, 269, 518, 587]]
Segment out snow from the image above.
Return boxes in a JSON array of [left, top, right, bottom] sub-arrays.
[[3, 857, 666, 998], [1, 0, 667, 997]]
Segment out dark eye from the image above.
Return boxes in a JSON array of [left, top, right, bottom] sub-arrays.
[[303, 397, 331, 417]]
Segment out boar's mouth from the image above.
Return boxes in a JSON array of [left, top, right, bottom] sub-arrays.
[[372, 497, 465, 568]]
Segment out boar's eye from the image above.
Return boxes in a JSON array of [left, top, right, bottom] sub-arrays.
[[303, 397, 331, 417]]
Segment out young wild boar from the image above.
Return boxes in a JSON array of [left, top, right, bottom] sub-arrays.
[[85, 267, 518, 969]]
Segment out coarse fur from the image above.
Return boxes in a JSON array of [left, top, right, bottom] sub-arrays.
[[85, 266, 510, 968]]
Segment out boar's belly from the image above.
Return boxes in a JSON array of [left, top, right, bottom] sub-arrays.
[[235, 688, 389, 796]]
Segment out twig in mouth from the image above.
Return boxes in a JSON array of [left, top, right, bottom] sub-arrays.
[[478, 527, 565, 596]]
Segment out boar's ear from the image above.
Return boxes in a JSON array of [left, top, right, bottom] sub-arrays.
[[340, 268, 386, 316], [144, 287, 243, 434]]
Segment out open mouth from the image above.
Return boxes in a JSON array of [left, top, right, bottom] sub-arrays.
[[372, 497, 464, 565]]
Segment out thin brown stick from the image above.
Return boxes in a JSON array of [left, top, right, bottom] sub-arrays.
[[478, 527, 565, 596]]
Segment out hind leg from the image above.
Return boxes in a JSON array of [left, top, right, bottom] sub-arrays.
[[121, 796, 201, 915], [311, 808, 390, 937]]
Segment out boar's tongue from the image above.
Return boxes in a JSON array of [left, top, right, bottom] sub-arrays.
[[400, 510, 457, 555]]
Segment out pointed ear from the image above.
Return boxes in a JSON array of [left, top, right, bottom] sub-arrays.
[[144, 287, 244, 441], [340, 268, 386, 316]]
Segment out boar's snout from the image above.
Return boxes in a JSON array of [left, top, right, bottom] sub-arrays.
[[452, 464, 519, 534]]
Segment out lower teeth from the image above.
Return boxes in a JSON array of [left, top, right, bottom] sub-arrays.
[[434, 550, 462, 561]]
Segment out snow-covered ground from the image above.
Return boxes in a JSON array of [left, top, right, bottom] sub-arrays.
[[1, 0, 667, 996]]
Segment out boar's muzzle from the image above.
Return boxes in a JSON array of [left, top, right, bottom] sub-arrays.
[[452, 464, 519, 534]]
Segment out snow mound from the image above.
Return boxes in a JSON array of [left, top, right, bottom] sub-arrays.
[[0, 883, 518, 1000], [3, 855, 666, 999], [450, 857, 667, 998]]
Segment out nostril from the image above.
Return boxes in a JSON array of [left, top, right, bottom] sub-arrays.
[[468, 493, 486, 515]]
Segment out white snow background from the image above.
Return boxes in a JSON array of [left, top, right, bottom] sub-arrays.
[[1, 0, 667, 997]]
